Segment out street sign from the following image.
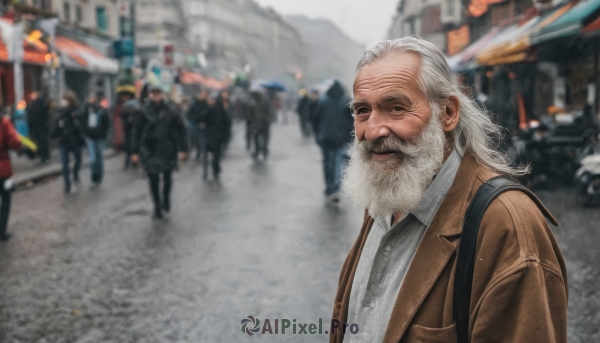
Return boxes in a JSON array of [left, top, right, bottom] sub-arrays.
[[118, 1, 131, 18]]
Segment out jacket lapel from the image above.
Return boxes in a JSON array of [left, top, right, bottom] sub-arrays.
[[382, 154, 480, 343]]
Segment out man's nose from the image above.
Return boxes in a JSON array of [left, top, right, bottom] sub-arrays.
[[364, 110, 392, 142]]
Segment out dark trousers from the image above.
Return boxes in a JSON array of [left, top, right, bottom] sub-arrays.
[[245, 120, 252, 150], [123, 126, 133, 170], [321, 145, 348, 196], [148, 169, 172, 213], [59, 145, 82, 193], [86, 138, 105, 184], [203, 145, 221, 178], [0, 180, 11, 238], [30, 126, 50, 162], [253, 126, 270, 158]]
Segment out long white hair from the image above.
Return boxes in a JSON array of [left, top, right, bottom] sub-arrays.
[[355, 37, 528, 177]]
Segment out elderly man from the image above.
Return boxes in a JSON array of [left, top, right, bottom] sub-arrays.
[[331, 37, 567, 343]]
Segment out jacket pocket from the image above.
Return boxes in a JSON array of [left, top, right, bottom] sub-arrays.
[[403, 323, 457, 343]]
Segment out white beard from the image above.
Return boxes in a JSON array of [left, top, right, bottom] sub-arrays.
[[342, 117, 447, 218]]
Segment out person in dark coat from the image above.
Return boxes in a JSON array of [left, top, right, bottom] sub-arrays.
[[51, 91, 85, 194], [312, 80, 354, 204], [202, 95, 228, 181], [296, 88, 311, 137], [216, 90, 233, 153], [247, 89, 272, 160], [0, 115, 22, 241], [119, 92, 141, 170], [186, 89, 210, 160], [26, 91, 50, 162], [308, 89, 320, 134], [131, 85, 188, 219], [81, 91, 111, 187]]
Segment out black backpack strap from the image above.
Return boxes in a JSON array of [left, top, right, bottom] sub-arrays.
[[453, 175, 558, 343]]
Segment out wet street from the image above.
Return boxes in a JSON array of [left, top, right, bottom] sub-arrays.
[[0, 121, 598, 343]]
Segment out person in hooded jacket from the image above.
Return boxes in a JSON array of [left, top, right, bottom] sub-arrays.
[[51, 91, 85, 194], [312, 80, 354, 204], [131, 85, 188, 219], [81, 91, 111, 187]]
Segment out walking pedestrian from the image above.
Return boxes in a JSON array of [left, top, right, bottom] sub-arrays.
[[216, 90, 233, 153], [81, 91, 110, 187], [308, 89, 320, 134], [51, 91, 85, 194], [202, 94, 227, 181], [247, 88, 272, 160], [186, 89, 210, 160], [119, 92, 141, 170], [26, 91, 51, 163], [296, 88, 311, 137], [131, 85, 188, 219], [312, 80, 353, 204], [0, 114, 22, 241]]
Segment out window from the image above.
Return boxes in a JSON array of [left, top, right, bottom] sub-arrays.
[[76, 5, 83, 23], [96, 6, 107, 32], [63, 1, 70, 22]]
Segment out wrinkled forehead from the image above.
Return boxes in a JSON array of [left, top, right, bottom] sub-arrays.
[[353, 51, 422, 97]]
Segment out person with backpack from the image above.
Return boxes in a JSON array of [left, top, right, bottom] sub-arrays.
[[331, 37, 566, 343], [51, 91, 85, 194], [81, 91, 111, 187], [131, 85, 188, 219], [0, 114, 22, 241]]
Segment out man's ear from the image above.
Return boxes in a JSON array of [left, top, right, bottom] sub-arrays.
[[442, 96, 460, 133]]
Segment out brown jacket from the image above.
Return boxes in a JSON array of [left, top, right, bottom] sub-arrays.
[[331, 154, 568, 343]]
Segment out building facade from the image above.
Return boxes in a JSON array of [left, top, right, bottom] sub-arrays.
[[388, 0, 464, 53]]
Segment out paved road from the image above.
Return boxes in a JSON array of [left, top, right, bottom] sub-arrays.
[[0, 121, 598, 342]]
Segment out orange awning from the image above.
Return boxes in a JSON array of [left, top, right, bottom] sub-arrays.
[[0, 38, 47, 65], [179, 71, 227, 90], [476, 2, 573, 66]]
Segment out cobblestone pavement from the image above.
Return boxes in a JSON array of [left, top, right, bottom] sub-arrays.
[[0, 122, 597, 342]]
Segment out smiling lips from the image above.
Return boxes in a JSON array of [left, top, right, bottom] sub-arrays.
[[371, 151, 399, 160]]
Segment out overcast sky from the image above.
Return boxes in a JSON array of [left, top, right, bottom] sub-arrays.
[[254, 0, 399, 48]]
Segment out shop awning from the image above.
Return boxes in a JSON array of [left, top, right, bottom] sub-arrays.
[[531, 0, 600, 45], [179, 71, 227, 90], [446, 27, 503, 72], [54, 35, 118, 74], [0, 20, 48, 65], [476, 3, 573, 66]]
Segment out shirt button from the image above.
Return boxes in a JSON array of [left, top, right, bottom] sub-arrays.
[[385, 246, 391, 252], [369, 303, 375, 309]]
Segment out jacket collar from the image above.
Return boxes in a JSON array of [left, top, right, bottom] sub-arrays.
[[411, 149, 463, 227]]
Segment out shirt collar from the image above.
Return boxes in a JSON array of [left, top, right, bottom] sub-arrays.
[[410, 148, 462, 227]]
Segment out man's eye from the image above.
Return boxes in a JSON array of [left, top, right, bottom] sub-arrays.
[[392, 106, 404, 112], [355, 108, 369, 115]]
